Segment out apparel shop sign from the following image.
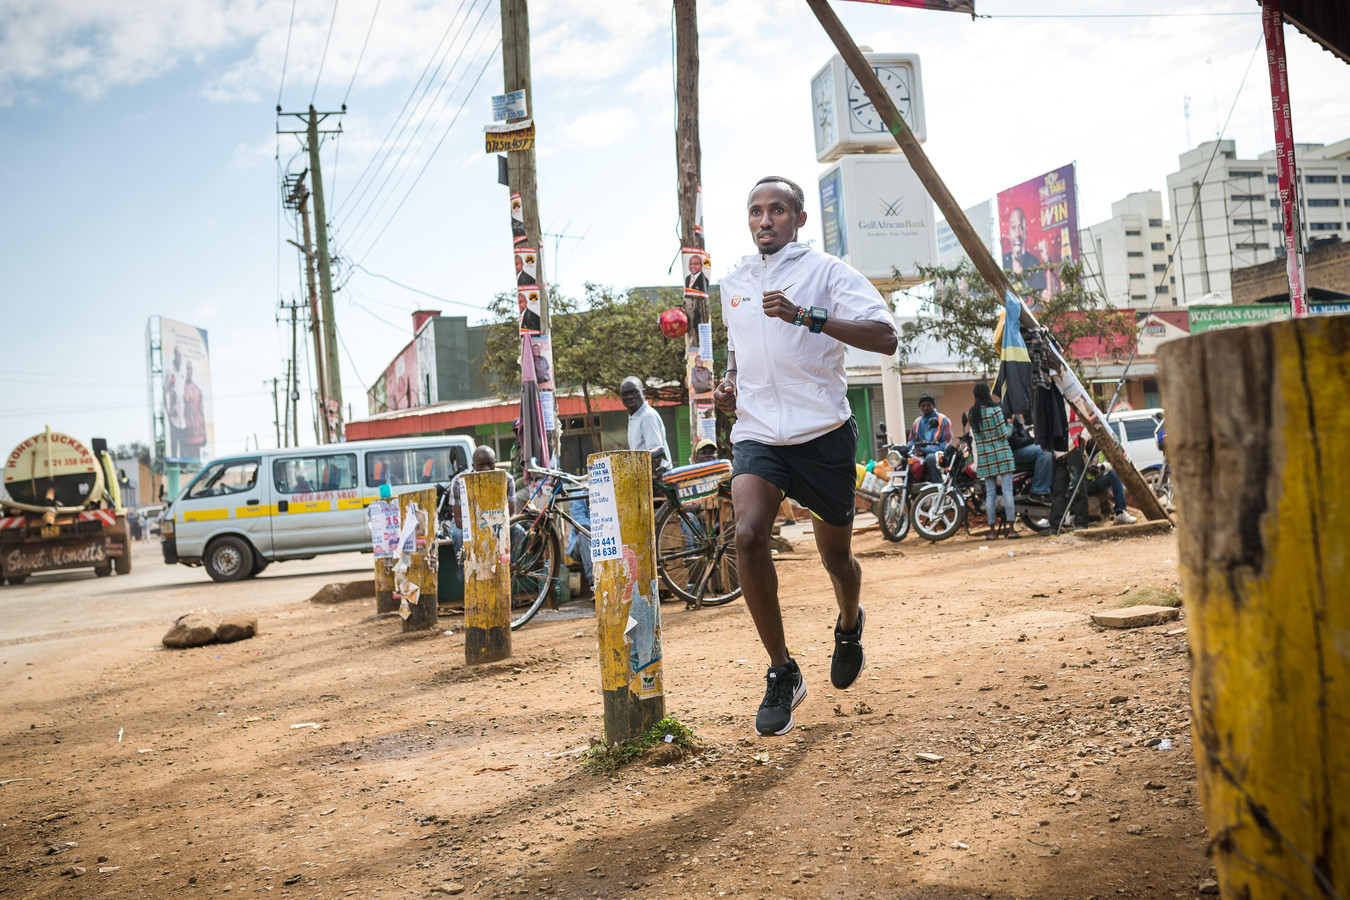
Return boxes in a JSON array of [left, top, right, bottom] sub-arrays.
[[817, 154, 935, 290]]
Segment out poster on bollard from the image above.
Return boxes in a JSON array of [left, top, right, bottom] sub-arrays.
[[366, 500, 400, 558], [587, 457, 621, 564]]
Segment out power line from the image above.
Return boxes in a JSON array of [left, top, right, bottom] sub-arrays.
[[277, 0, 298, 107], [343, 0, 382, 107], [312, 0, 341, 106], [352, 262, 492, 311], [348, 32, 501, 262]]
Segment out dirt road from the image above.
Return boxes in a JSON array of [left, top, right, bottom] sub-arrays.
[[0, 527, 1211, 898]]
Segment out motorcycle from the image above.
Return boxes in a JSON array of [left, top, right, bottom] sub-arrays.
[[1150, 418, 1174, 509], [909, 426, 978, 541], [874, 423, 931, 543]]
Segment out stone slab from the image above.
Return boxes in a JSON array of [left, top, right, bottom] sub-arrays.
[[1091, 605, 1181, 629]]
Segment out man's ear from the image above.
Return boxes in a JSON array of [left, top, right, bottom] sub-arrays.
[[797, 210, 808, 229]]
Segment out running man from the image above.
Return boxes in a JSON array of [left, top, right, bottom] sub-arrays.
[[713, 176, 898, 736]]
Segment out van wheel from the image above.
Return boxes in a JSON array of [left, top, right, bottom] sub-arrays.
[[94, 564, 113, 577], [204, 536, 253, 583]]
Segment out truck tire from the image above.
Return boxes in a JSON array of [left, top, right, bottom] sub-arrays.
[[204, 536, 253, 583], [5, 574, 27, 585], [114, 549, 132, 575], [94, 563, 113, 577]]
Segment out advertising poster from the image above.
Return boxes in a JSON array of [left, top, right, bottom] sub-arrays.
[[529, 335, 554, 391], [997, 164, 1080, 308], [518, 288, 542, 335], [687, 351, 715, 400], [161, 318, 214, 464], [693, 186, 704, 238], [819, 167, 847, 258], [516, 247, 542, 334], [696, 403, 716, 442], [681, 247, 709, 300], [509, 192, 526, 245]]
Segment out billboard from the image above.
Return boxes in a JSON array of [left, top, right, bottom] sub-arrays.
[[935, 199, 998, 268], [161, 318, 214, 464], [382, 340, 421, 411], [997, 164, 1080, 308], [817, 154, 935, 290]]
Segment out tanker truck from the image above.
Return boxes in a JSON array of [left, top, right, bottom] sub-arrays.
[[0, 428, 131, 584]]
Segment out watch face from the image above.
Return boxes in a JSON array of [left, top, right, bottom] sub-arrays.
[[847, 65, 912, 134]]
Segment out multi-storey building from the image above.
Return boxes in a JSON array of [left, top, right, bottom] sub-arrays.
[[1165, 138, 1350, 305], [1078, 190, 1174, 308]]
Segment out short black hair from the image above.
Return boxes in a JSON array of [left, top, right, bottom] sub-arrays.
[[752, 176, 806, 216]]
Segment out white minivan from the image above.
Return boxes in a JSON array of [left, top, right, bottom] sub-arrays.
[[161, 435, 475, 582]]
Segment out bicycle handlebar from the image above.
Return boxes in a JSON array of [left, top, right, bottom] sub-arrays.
[[526, 464, 588, 487]]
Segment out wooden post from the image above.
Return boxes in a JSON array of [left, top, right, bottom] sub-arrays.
[[374, 557, 396, 614], [588, 450, 664, 742], [463, 470, 512, 664], [1157, 315, 1350, 900], [396, 488, 438, 633], [805, 0, 1168, 523]]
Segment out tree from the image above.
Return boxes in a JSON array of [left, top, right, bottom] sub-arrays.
[[115, 442, 152, 467], [481, 285, 727, 451], [896, 261, 1138, 378]]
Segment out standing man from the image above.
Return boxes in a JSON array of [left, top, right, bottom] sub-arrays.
[[906, 393, 952, 484], [447, 446, 518, 562], [620, 376, 672, 474], [713, 176, 897, 737]]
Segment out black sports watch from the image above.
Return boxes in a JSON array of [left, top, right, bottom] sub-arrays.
[[808, 306, 828, 334]]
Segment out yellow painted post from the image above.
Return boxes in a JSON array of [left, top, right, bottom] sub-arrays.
[[463, 470, 511, 664], [588, 450, 664, 742], [374, 557, 396, 614], [395, 488, 438, 633], [1157, 315, 1350, 900]]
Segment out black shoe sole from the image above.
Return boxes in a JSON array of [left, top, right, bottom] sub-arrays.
[[831, 607, 866, 690], [754, 678, 808, 737]]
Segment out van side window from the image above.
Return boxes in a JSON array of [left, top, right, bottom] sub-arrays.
[[1121, 419, 1158, 443], [273, 454, 358, 494], [365, 446, 467, 487], [187, 459, 260, 499]]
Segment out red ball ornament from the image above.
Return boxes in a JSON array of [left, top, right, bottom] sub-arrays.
[[659, 307, 688, 339]]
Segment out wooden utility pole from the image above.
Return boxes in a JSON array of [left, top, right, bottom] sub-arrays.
[[501, 0, 546, 333], [674, 0, 705, 457], [1157, 315, 1350, 900], [284, 170, 330, 444], [806, 0, 1167, 521], [306, 107, 344, 440], [462, 470, 512, 664], [396, 488, 439, 632], [271, 378, 281, 448]]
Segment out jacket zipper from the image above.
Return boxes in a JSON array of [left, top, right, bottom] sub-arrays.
[[759, 254, 787, 443]]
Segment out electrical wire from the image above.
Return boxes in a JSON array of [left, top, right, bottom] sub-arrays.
[[348, 33, 501, 262], [333, 321, 370, 393], [277, 0, 298, 107], [343, 0, 382, 107], [312, 0, 341, 106], [352, 263, 493, 311]]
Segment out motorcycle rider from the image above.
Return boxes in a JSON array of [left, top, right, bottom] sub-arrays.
[[907, 393, 952, 484]]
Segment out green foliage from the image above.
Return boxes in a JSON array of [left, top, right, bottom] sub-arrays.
[[114, 442, 152, 466], [1115, 586, 1183, 609], [582, 715, 699, 775], [896, 261, 1138, 378]]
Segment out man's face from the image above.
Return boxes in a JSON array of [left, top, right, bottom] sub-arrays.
[[1009, 210, 1027, 254], [619, 383, 644, 413], [747, 183, 806, 255], [695, 446, 717, 463], [919, 400, 935, 418], [186, 361, 194, 381], [514, 255, 523, 274], [473, 449, 496, 472], [688, 255, 703, 276]]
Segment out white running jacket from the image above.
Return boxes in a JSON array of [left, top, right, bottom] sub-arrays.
[[720, 242, 895, 446]]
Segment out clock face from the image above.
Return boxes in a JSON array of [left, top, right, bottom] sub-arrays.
[[811, 68, 837, 154], [846, 65, 912, 134]]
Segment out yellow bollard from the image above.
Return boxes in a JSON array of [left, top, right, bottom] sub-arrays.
[[374, 557, 396, 614], [1158, 314, 1350, 900], [463, 470, 511, 664], [395, 488, 439, 633], [588, 450, 664, 742]]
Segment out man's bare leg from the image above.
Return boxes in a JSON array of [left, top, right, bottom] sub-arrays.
[[813, 518, 861, 631], [732, 473, 790, 666]]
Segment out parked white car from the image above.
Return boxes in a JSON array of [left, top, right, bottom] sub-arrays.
[[1105, 407, 1165, 474]]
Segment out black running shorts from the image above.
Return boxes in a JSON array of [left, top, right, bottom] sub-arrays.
[[731, 417, 858, 528]]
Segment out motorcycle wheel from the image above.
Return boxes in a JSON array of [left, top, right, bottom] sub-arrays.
[[1020, 510, 1053, 535], [912, 487, 964, 542], [877, 490, 910, 542]]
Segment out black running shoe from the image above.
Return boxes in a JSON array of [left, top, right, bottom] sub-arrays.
[[754, 658, 807, 736], [831, 606, 866, 689]]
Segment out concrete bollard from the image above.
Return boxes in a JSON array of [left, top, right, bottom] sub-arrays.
[[1158, 315, 1350, 900], [588, 450, 664, 742], [463, 470, 511, 664], [396, 488, 438, 633]]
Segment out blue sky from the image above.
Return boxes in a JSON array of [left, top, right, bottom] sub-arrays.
[[1, 0, 1346, 459]]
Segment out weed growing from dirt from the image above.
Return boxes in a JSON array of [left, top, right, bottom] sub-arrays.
[[582, 715, 698, 775], [1116, 586, 1183, 608]]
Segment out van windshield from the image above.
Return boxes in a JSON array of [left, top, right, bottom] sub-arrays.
[[186, 459, 260, 499]]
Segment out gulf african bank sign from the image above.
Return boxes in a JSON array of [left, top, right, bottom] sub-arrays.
[[818, 155, 936, 291]]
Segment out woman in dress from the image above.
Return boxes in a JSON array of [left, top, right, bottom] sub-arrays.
[[968, 380, 1018, 539]]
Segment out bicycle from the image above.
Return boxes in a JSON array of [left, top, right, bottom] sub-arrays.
[[508, 460, 740, 629]]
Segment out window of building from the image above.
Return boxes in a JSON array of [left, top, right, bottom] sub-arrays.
[[1267, 174, 1279, 184], [1125, 229, 1141, 236], [1165, 233, 1171, 240], [1306, 175, 1336, 184], [1343, 175, 1350, 184], [1233, 218, 1268, 226], [1309, 222, 1342, 231], [1127, 251, 1144, 257], [1229, 170, 1263, 179], [1155, 285, 1169, 295], [1148, 218, 1162, 228], [1129, 273, 1146, 280], [1153, 264, 1167, 272], [1308, 198, 1341, 207], [1150, 242, 1165, 250], [1270, 199, 1280, 207], [1130, 294, 1147, 301], [1235, 242, 1271, 250], [274, 453, 358, 494], [1231, 194, 1264, 202]]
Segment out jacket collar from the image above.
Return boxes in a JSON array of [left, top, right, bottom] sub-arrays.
[[740, 241, 811, 269]]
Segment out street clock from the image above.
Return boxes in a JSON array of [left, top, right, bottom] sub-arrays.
[[810, 52, 925, 162]]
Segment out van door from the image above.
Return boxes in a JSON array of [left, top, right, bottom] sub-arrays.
[[268, 451, 365, 557], [173, 457, 270, 560]]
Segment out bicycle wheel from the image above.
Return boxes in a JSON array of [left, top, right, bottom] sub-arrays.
[[508, 513, 562, 630], [912, 486, 964, 542], [654, 495, 740, 607], [877, 489, 910, 542]]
